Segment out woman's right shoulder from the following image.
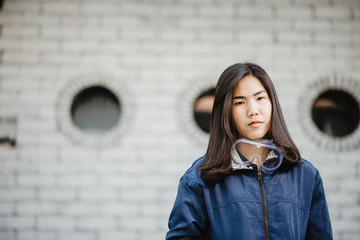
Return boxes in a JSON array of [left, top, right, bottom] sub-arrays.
[[179, 156, 206, 196]]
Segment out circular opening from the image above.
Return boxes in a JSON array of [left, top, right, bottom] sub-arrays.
[[311, 89, 360, 137], [193, 88, 215, 133], [71, 86, 121, 131]]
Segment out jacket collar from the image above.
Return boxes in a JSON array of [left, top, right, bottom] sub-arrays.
[[231, 139, 284, 173]]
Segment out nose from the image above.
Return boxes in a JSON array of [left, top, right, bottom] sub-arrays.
[[247, 102, 259, 117]]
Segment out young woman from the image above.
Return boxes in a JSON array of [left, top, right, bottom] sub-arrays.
[[166, 63, 332, 239]]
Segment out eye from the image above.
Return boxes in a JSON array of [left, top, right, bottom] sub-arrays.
[[234, 101, 245, 105], [257, 96, 265, 101]]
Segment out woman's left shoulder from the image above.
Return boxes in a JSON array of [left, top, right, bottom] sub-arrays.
[[293, 158, 322, 179]]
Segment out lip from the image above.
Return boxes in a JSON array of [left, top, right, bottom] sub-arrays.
[[248, 121, 263, 127]]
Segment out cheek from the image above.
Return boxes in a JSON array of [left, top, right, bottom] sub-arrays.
[[232, 108, 241, 122], [232, 109, 246, 132], [264, 102, 272, 120], [265, 104, 272, 130]]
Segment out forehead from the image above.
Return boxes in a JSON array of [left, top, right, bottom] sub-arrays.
[[233, 75, 266, 95]]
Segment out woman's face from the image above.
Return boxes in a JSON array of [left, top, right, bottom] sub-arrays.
[[231, 75, 272, 141]]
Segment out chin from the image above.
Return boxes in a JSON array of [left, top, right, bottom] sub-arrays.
[[243, 134, 267, 141]]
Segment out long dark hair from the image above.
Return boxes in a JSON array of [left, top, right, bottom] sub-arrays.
[[199, 63, 301, 185]]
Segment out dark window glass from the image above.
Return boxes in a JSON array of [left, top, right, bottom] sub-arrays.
[[193, 88, 215, 133], [311, 90, 360, 137], [71, 86, 121, 131]]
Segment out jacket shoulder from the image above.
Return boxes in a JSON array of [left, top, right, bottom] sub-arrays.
[[298, 158, 322, 184], [180, 156, 205, 196]]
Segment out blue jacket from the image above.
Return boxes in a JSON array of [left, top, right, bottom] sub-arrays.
[[166, 156, 332, 240]]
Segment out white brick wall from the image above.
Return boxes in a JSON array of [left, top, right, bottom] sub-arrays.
[[0, 0, 359, 239]]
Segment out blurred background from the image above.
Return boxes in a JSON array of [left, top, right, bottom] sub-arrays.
[[0, 0, 359, 239]]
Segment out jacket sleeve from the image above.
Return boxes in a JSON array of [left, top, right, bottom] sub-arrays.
[[305, 172, 333, 240], [166, 171, 209, 240]]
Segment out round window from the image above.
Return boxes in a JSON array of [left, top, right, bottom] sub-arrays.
[[298, 76, 360, 151], [57, 73, 133, 146], [193, 88, 215, 133], [177, 78, 216, 144], [71, 86, 121, 132], [311, 90, 360, 137]]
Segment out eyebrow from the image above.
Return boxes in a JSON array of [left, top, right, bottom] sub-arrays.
[[233, 90, 266, 100]]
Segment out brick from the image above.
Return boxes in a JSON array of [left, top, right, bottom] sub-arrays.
[[3, 51, 40, 64], [0, 231, 14, 240], [2, 0, 41, 11], [121, 216, 159, 231], [0, 38, 22, 49], [102, 203, 139, 216], [43, 3, 80, 14], [80, 2, 120, 14], [16, 202, 58, 215], [121, 188, 158, 203], [58, 232, 96, 240], [102, 15, 141, 26], [294, 19, 332, 31], [199, 30, 233, 43], [179, 17, 214, 29], [61, 40, 99, 52], [139, 202, 167, 217], [327, 191, 358, 207], [41, 26, 78, 38], [278, 31, 312, 43], [60, 203, 100, 216], [315, 31, 352, 45], [0, 92, 19, 107], [19, 66, 58, 77], [332, 219, 360, 233], [38, 217, 75, 230], [121, 2, 157, 15], [276, 5, 312, 19], [0, 174, 16, 188], [2, 24, 39, 37], [60, 148, 98, 161], [158, 4, 195, 17], [354, 5, 360, 19], [0, 189, 36, 201], [0, 11, 60, 25], [99, 231, 137, 240], [316, 5, 351, 19], [79, 189, 117, 202], [38, 189, 77, 202], [122, 27, 160, 41], [17, 231, 56, 240], [61, 14, 99, 27], [57, 174, 97, 188], [0, 66, 20, 76], [0, 203, 14, 215], [235, 29, 273, 43], [140, 231, 167, 240], [235, 5, 273, 19], [76, 217, 117, 230], [1, 77, 41, 91], [20, 15, 59, 25], [79, 27, 117, 39], [161, 29, 195, 42], [0, 217, 34, 229], [22, 39, 58, 51], [199, 4, 233, 17], [41, 52, 80, 65], [342, 206, 360, 220]]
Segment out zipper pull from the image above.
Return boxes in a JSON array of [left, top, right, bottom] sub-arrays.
[[257, 171, 262, 182]]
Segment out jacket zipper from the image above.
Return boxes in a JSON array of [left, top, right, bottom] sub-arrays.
[[257, 170, 270, 240]]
